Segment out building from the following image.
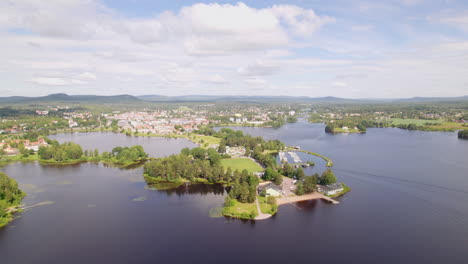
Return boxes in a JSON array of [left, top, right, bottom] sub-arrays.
[[258, 183, 282, 197], [317, 183, 344, 196]]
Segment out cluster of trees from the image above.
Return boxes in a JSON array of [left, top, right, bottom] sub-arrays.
[[38, 139, 147, 164], [319, 170, 337, 185], [294, 169, 337, 195], [144, 149, 228, 184], [38, 142, 83, 162], [103, 145, 148, 163], [296, 175, 318, 195], [459, 129, 468, 139], [325, 121, 367, 133], [262, 167, 283, 185], [225, 169, 259, 204], [0, 172, 26, 227]]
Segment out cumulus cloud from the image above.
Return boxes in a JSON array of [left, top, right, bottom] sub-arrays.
[[0, 0, 466, 98]]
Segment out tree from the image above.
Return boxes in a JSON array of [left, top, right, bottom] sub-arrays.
[[296, 167, 305, 181], [181, 147, 190, 156], [217, 142, 226, 154], [190, 147, 206, 160], [319, 170, 337, 185], [274, 173, 283, 185], [303, 175, 317, 193], [295, 182, 305, 195]]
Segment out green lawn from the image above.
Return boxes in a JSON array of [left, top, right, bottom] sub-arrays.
[[221, 158, 263, 173], [389, 118, 443, 125], [389, 118, 465, 131], [189, 135, 221, 146], [222, 199, 258, 219], [258, 196, 278, 215]]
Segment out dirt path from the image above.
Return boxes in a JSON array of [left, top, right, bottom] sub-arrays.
[[255, 198, 272, 220]]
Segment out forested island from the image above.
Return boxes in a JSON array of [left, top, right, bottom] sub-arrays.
[[0, 172, 25, 228], [144, 127, 347, 220], [38, 139, 148, 166]]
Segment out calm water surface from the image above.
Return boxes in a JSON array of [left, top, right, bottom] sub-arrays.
[[1, 124, 468, 264]]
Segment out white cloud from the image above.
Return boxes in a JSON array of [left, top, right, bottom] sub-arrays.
[[244, 78, 267, 86], [238, 61, 280, 76], [0, 1, 466, 98], [31, 77, 70, 86], [332, 81, 348, 87], [207, 74, 226, 84]]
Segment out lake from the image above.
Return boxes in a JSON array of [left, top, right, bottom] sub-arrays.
[[1, 124, 468, 264]]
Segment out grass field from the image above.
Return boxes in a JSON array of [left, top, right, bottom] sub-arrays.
[[258, 196, 278, 215], [389, 118, 465, 131], [189, 135, 221, 146], [222, 199, 258, 219], [221, 158, 263, 173], [389, 118, 444, 125]]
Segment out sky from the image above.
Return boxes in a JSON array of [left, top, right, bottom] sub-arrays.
[[1, 0, 468, 98]]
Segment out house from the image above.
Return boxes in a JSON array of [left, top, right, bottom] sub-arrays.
[[4, 147, 19, 156], [317, 183, 344, 196], [258, 183, 282, 197]]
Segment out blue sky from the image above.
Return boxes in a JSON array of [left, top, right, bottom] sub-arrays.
[[1, 0, 467, 98]]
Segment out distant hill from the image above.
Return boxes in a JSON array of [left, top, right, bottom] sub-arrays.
[[137, 95, 355, 103], [0, 93, 142, 105], [0, 93, 466, 105]]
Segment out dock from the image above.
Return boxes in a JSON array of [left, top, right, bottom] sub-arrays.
[[276, 192, 339, 205]]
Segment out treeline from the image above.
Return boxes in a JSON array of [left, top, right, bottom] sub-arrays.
[[459, 129, 468, 139], [0, 172, 26, 228], [38, 139, 147, 164]]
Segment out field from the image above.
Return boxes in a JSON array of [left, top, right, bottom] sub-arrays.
[[258, 196, 278, 215], [222, 200, 258, 219], [221, 158, 263, 173], [389, 118, 465, 131], [188, 135, 221, 146], [389, 118, 444, 125]]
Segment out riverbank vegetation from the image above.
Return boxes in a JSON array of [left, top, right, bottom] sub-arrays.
[[458, 129, 468, 139], [0, 172, 26, 228]]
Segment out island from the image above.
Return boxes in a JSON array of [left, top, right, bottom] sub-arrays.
[[143, 127, 350, 220]]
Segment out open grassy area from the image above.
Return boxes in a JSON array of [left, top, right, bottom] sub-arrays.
[[222, 199, 258, 219], [389, 118, 465, 131], [221, 158, 263, 173], [389, 118, 444, 125], [188, 134, 221, 146], [258, 196, 278, 215]]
